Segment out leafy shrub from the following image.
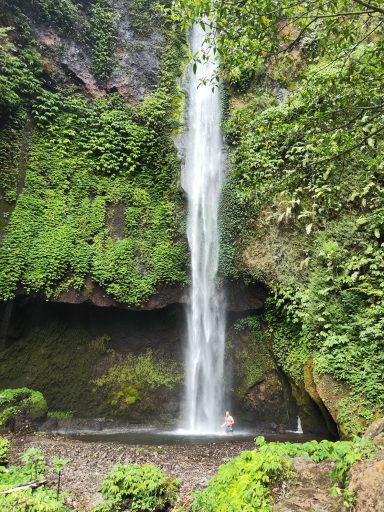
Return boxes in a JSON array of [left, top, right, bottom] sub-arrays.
[[0, 487, 72, 512], [21, 447, 47, 479], [0, 438, 9, 465], [0, 446, 73, 511], [94, 463, 179, 512], [192, 436, 376, 512]]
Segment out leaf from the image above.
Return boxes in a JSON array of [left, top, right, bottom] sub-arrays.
[[306, 223, 313, 235], [367, 138, 375, 148]]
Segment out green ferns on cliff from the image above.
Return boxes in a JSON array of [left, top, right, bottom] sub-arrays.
[[0, 5, 188, 305], [221, 35, 383, 434], [221, 43, 384, 434]]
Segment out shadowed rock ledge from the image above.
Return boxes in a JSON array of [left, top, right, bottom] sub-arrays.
[[16, 279, 268, 312]]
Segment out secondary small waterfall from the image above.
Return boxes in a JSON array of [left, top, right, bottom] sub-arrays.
[[296, 416, 303, 434], [182, 24, 226, 434]]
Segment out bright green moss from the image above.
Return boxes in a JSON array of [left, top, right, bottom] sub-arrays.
[[0, 437, 10, 465], [0, 388, 47, 430], [93, 349, 183, 412]]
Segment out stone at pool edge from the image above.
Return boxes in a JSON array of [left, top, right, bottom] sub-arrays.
[[38, 417, 103, 433]]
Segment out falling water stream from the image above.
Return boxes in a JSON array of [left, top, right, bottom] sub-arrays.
[[182, 24, 226, 434]]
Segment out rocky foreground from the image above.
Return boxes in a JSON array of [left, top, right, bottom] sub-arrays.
[[7, 433, 384, 511]]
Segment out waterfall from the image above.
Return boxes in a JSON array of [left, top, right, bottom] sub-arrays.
[[296, 417, 303, 434], [181, 24, 226, 434]]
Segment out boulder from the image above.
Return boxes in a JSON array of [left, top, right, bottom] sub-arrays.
[[363, 417, 384, 449], [349, 452, 384, 512], [0, 388, 47, 433], [273, 457, 342, 511]]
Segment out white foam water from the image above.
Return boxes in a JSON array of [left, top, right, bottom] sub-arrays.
[[296, 416, 303, 434], [181, 23, 226, 434]]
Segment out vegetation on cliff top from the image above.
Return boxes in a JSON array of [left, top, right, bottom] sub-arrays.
[[0, 0, 188, 306]]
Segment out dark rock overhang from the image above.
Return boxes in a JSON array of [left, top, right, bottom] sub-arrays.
[[13, 279, 268, 312]]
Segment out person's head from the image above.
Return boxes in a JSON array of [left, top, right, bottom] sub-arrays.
[[225, 411, 230, 417]]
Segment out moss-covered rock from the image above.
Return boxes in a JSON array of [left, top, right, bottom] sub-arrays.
[[0, 388, 47, 432], [229, 317, 332, 433], [93, 349, 183, 418], [0, 305, 184, 423]]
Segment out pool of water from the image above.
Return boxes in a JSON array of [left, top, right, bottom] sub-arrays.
[[64, 427, 332, 446]]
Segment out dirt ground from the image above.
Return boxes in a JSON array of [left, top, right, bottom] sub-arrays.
[[8, 433, 255, 511]]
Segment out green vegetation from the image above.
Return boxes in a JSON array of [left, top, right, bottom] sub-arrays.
[[0, 445, 73, 511], [47, 411, 74, 419], [129, 0, 166, 34], [0, 13, 188, 305], [0, 438, 9, 465], [193, 436, 376, 512], [171, 0, 384, 435], [0, 325, 182, 418], [94, 463, 179, 512], [0, 388, 47, 431], [221, 40, 384, 433], [229, 317, 275, 402], [94, 349, 183, 412], [88, 0, 118, 82]]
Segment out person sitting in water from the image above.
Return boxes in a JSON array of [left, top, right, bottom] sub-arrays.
[[222, 411, 235, 434]]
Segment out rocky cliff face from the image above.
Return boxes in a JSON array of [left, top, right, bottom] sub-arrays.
[[32, 0, 164, 102]]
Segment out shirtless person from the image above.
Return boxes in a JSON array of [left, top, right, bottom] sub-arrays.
[[222, 411, 235, 435]]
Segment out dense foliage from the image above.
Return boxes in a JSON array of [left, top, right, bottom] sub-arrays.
[[0, 2, 188, 306], [94, 463, 179, 512], [170, 0, 384, 83], [0, 445, 73, 511], [222, 41, 383, 433], [193, 436, 376, 512]]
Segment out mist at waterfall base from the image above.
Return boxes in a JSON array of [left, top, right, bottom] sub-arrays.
[[180, 24, 227, 435]]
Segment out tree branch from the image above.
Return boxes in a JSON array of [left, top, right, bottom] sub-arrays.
[[282, 10, 377, 19], [309, 125, 384, 166], [353, 0, 384, 15]]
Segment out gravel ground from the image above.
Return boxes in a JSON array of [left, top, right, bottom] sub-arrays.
[[8, 434, 255, 511]]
